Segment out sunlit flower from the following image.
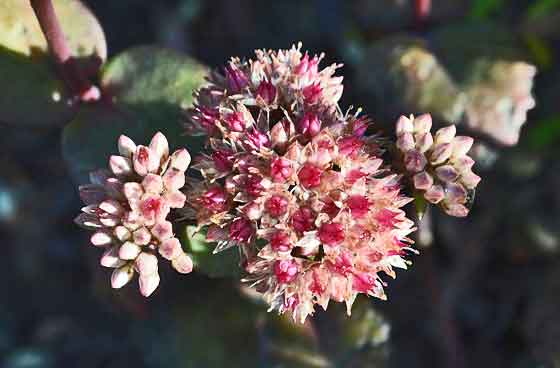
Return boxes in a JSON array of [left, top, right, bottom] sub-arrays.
[[75, 132, 193, 296], [186, 45, 416, 322]]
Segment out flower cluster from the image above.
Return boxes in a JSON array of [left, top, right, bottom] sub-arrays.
[[395, 114, 481, 217], [75, 133, 193, 296], [186, 44, 416, 322]]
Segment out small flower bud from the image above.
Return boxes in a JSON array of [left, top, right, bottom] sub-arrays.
[[413, 114, 432, 134], [151, 221, 173, 242], [109, 156, 132, 176], [396, 132, 415, 152], [100, 246, 125, 268], [142, 174, 164, 194], [118, 135, 136, 158], [257, 80, 277, 104], [111, 265, 134, 289], [119, 241, 142, 260], [434, 125, 456, 145], [133, 227, 151, 246], [91, 231, 112, 247], [159, 238, 183, 260], [139, 272, 160, 297], [170, 148, 191, 172], [404, 149, 427, 173], [435, 165, 459, 183], [415, 132, 433, 153], [451, 136, 474, 158], [149, 132, 169, 164], [135, 252, 158, 276], [171, 253, 193, 274], [430, 143, 453, 165], [225, 63, 249, 93], [396, 115, 413, 135], [424, 184, 445, 204], [413, 171, 433, 191]]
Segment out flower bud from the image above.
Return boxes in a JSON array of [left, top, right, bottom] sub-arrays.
[[171, 253, 193, 274], [225, 63, 249, 93], [413, 114, 432, 134], [430, 143, 453, 165], [257, 80, 277, 104], [119, 241, 142, 260], [139, 272, 160, 297], [413, 171, 433, 191], [159, 238, 183, 260], [424, 185, 445, 204], [396, 115, 413, 135], [111, 265, 134, 289], [297, 113, 321, 139], [118, 135, 136, 158], [109, 156, 132, 176], [434, 125, 456, 145], [404, 149, 427, 173]]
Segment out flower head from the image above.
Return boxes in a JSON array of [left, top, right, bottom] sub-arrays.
[[186, 45, 415, 321], [395, 114, 481, 217], [75, 133, 193, 296]]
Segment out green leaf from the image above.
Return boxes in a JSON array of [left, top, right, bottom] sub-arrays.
[[0, 47, 74, 127], [527, 0, 560, 19], [0, 0, 106, 127], [181, 226, 241, 278], [469, 0, 505, 20], [62, 46, 208, 182], [527, 116, 560, 150], [0, 0, 106, 59]]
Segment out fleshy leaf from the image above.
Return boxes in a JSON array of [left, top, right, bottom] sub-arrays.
[[0, 0, 106, 127], [62, 46, 208, 182]]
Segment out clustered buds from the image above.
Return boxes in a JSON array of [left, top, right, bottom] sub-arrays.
[[186, 44, 417, 322], [75, 133, 193, 296], [395, 114, 481, 217], [74, 45, 482, 322]]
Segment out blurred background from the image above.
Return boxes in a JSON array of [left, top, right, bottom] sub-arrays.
[[1, 0, 560, 367]]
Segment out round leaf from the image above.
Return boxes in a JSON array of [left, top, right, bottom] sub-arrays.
[[62, 46, 208, 182], [0, 0, 106, 60]]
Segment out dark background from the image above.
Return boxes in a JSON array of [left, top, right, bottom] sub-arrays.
[[2, 0, 560, 367]]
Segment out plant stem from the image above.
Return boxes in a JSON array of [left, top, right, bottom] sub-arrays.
[[29, 0, 99, 101]]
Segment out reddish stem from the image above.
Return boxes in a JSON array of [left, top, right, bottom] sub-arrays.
[[414, 0, 431, 28], [30, 0, 99, 101]]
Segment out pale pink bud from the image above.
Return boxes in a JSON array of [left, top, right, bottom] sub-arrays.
[[454, 156, 475, 174], [257, 80, 277, 104], [132, 146, 151, 176], [265, 195, 289, 217], [424, 184, 445, 204], [274, 259, 298, 284], [122, 211, 142, 231], [445, 204, 469, 217], [229, 218, 254, 243], [135, 252, 158, 276], [413, 114, 432, 134], [100, 246, 125, 268], [123, 182, 143, 202], [118, 135, 136, 158], [225, 63, 249, 93], [133, 227, 151, 245], [164, 190, 186, 208], [119, 241, 142, 260], [434, 125, 456, 145], [415, 132, 433, 153], [111, 265, 134, 289], [451, 136, 474, 158], [170, 148, 191, 172], [298, 164, 322, 188], [149, 132, 169, 164], [291, 207, 315, 232], [142, 174, 163, 193], [462, 171, 481, 190], [159, 238, 183, 260], [396, 132, 415, 152], [445, 183, 467, 204], [91, 231, 112, 247], [151, 221, 173, 242], [99, 215, 120, 227], [435, 165, 459, 182], [396, 115, 413, 135], [404, 149, 427, 173], [114, 226, 131, 242], [413, 171, 433, 191], [163, 169, 185, 191], [171, 253, 193, 274], [139, 272, 160, 297], [297, 113, 321, 138], [99, 199, 124, 216], [430, 143, 453, 165], [270, 158, 292, 182], [109, 155, 132, 176], [318, 222, 345, 245]]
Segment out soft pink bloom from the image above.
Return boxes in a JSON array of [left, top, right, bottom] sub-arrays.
[[75, 133, 194, 296]]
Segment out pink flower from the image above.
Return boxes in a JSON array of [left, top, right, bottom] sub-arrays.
[[75, 133, 194, 297]]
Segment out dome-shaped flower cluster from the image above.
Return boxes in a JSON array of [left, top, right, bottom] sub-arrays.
[[186, 44, 416, 322], [75, 132, 193, 296], [395, 114, 481, 217]]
